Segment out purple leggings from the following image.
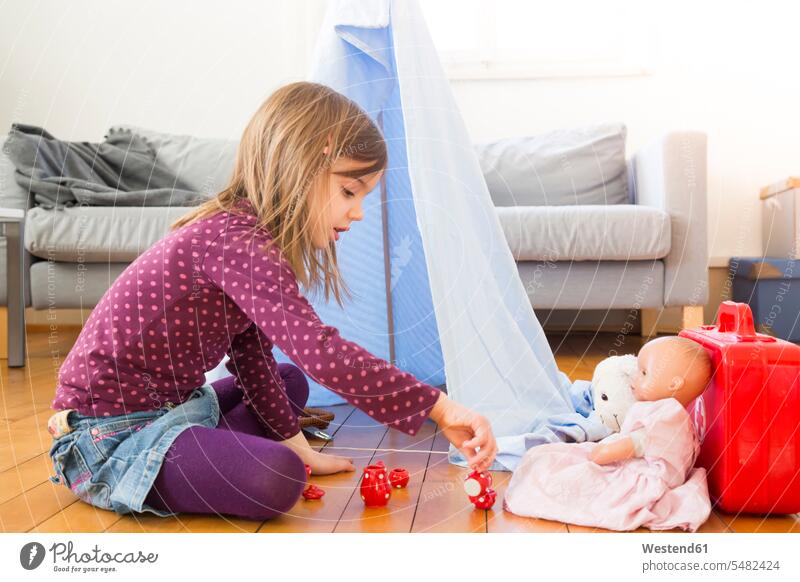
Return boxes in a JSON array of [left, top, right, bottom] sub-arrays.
[[143, 364, 309, 521]]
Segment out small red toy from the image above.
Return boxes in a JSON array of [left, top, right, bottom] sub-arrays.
[[464, 470, 496, 509], [472, 488, 497, 510], [302, 485, 325, 500], [388, 468, 410, 489], [360, 463, 392, 507], [301, 464, 325, 500], [464, 470, 492, 500]]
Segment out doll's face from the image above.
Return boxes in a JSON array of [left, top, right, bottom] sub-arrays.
[[631, 343, 684, 401], [631, 337, 711, 406]]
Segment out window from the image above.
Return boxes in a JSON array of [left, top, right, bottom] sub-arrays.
[[419, 0, 655, 80]]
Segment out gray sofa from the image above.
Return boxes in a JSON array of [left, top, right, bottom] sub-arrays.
[[493, 131, 709, 313], [0, 125, 708, 366]]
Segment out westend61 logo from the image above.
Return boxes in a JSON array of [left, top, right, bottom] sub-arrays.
[[20, 541, 159, 573]]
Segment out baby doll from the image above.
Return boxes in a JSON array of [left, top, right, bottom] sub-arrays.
[[504, 336, 714, 531]]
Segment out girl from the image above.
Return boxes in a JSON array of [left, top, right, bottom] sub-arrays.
[[48, 82, 497, 522]]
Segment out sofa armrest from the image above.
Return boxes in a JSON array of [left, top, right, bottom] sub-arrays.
[[632, 131, 708, 307], [1, 134, 34, 308]]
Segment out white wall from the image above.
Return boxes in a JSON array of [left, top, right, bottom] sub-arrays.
[[449, 1, 800, 262], [2, 0, 798, 260], [0, 0, 323, 139]]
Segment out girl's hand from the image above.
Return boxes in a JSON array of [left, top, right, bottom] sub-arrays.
[[429, 393, 497, 472]]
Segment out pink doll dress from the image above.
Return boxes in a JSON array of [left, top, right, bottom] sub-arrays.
[[503, 398, 711, 531]]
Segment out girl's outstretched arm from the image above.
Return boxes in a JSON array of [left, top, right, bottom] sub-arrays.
[[200, 221, 442, 437]]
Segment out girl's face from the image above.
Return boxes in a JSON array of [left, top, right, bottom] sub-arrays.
[[311, 157, 383, 249]]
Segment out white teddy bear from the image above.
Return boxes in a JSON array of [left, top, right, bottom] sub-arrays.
[[591, 354, 639, 432]]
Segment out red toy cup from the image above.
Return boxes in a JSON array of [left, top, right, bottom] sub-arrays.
[[388, 468, 410, 489], [472, 488, 497, 510], [360, 464, 392, 507]]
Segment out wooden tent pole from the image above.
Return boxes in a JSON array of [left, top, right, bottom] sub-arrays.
[[378, 112, 396, 364]]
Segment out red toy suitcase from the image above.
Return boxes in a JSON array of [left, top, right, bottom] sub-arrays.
[[679, 301, 800, 514]]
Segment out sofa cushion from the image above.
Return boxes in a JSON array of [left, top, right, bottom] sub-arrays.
[[24, 206, 192, 262], [26, 203, 670, 264], [0, 135, 30, 210], [497, 204, 671, 261], [30, 261, 128, 309], [109, 125, 238, 196], [476, 123, 629, 207], [518, 260, 665, 309]]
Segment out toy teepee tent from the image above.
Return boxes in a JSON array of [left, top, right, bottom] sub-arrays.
[[275, 0, 607, 470]]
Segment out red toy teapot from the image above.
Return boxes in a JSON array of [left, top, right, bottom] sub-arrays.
[[360, 463, 392, 507]]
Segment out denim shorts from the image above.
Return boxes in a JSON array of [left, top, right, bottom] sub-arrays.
[[48, 382, 220, 517]]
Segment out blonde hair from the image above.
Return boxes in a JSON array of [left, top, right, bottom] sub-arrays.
[[170, 82, 387, 306]]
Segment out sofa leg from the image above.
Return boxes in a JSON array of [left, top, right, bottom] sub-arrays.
[[640, 308, 660, 338], [0, 307, 25, 363], [3, 220, 27, 366], [0, 307, 6, 359], [641, 306, 705, 338], [681, 305, 705, 330]]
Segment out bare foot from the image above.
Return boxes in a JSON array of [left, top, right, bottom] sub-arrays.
[[304, 450, 356, 475]]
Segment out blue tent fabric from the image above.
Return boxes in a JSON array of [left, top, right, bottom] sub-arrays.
[[283, 0, 446, 407], [279, 0, 609, 470]]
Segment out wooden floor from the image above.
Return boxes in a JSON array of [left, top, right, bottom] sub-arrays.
[[2, 326, 799, 533]]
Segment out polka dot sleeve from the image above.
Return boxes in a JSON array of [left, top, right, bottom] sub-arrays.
[[200, 225, 442, 436], [225, 322, 301, 440]]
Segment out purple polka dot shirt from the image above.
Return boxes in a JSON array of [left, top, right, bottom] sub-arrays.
[[53, 200, 442, 439]]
